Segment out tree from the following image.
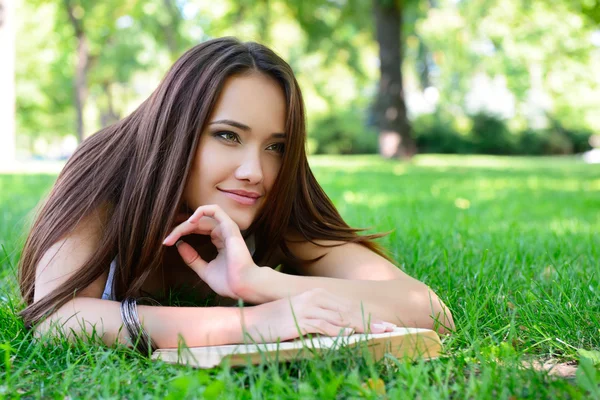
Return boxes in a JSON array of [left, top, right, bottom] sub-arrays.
[[59, 0, 188, 142], [283, 0, 419, 158], [15, 0, 191, 152], [572, 0, 600, 24], [62, 0, 138, 142], [0, 0, 16, 164], [372, 0, 417, 158]]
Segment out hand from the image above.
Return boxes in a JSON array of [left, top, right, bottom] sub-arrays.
[[241, 288, 397, 343], [162, 205, 259, 300]]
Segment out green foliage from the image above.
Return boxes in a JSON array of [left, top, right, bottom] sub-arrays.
[[15, 2, 75, 141], [570, 0, 600, 24], [286, 0, 372, 78], [549, 119, 594, 154], [15, 0, 189, 142], [518, 129, 551, 155], [576, 357, 600, 397], [413, 0, 599, 143], [412, 112, 474, 154], [13, 0, 600, 156], [518, 129, 573, 156], [412, 111, 593, 156], [578, 349, 600, 367], [470, 113, 519, 155], [309, 106, 379, 155]]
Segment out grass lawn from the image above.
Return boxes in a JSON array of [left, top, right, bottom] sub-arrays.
[[1, 154, 599, 398]]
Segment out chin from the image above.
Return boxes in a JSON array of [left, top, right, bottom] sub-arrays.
[[227, 212, 254, 231], [236, 218, 254, 231]]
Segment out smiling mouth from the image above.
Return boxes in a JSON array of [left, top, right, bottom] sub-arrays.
[[217, 189, 262, 206]]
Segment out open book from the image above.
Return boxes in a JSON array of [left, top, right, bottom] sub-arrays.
[[152, 327, 442, 369]]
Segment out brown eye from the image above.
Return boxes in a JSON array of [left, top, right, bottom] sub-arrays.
[[216, 131, 240, 143], [267, 143, 285, 154]]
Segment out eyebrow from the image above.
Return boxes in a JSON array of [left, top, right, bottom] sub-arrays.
[[209, 119, 286, 139]]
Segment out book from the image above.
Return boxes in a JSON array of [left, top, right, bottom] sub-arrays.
[[151, 327, 442, 369]]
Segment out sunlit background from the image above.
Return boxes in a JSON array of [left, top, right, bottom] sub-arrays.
[[0, 0, 599, 170], [1, 2, 600, 395]]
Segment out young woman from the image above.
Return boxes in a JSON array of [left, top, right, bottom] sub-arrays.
[[18, 37, 453, 353]]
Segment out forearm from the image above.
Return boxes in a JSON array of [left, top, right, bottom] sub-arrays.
[[139, 302, 245, 348], [38, 297, 246, 349], [245, 268, 454, 332]]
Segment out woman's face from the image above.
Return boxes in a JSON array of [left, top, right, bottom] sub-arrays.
[[183, 72, 287, 230]]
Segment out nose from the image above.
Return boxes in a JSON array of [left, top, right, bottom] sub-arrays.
[[234, 149, 263, 184]]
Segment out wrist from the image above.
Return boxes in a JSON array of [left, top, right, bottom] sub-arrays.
[[238, 266, 279, 304], [220, 304, 255, 345], [219, 306, 247, 345], [237, 303, 259, 343]]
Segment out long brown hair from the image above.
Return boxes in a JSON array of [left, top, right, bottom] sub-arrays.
[[19, 37, 388, 327]]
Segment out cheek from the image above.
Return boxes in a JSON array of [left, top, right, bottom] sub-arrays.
[[263, 158, 283, 190], [197, 143, 227, 186], [184, 141, 215, 205]]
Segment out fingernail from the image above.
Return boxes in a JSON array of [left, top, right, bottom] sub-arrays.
[[162, 237, 169, 245], [175, 240, 183, 248], [371, 323, 386, 332], [343, 328, 355, 335], [381, 322, 397, 328]]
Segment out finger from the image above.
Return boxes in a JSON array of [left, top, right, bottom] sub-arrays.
[[307, 308, 386, 334], [175, 240, 208, 277], [189, 205, 244, 248], [307, 308, 353, 329], [187, 205, 238, 237], [313, 293, 394, 333], [163, 216, 217, 246], [209, 225, 226, 250], [311, 291, 356, 316], [303, 319, 355, 337]]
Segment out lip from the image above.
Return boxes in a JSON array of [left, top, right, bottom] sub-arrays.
[[217, 188, 262, 206]]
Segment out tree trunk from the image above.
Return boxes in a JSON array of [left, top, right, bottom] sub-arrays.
[[65, 0, 88, 143], [162, 0, 181, 58], [100, 81, 120, 127], [0, 0, 16, 164], [372, 0, 416, 159], [258, 0, 271, 44], [416, 34, 432, 90], [74, 33, 89, 143]]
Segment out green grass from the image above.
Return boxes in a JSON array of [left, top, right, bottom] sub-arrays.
[[1, 155, 599, 398]]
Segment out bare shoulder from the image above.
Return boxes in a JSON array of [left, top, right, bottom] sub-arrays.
[[282, 229, 408, 280], [34, 204, 111, 303], [283, 229, 346, 261]]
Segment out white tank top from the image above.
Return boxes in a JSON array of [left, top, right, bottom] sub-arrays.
[[101, 235, 256, 300]]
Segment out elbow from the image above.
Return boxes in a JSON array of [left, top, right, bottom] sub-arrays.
[[420, 287, 455, 335], [31, 297, 123, 347], [32, 312, 80, 344], [429, 294, 455, 334], [31, 300, 84, 343], [395, 285, 454, 335]]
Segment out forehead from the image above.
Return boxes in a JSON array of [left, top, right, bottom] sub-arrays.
[[209, 72, 286, 132]]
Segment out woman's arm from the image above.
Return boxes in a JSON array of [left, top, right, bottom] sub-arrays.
[[39, 289, 398, 348], [34, 212, 394, 348], [32, 210, 244, 348], [164, 205, 454, 334], [242, 239, 455, 334], [37, 297, 244, 348]]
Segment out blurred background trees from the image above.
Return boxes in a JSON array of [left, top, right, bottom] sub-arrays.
[[7, 0, 600, 159], [0, 0, 16, 163]]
